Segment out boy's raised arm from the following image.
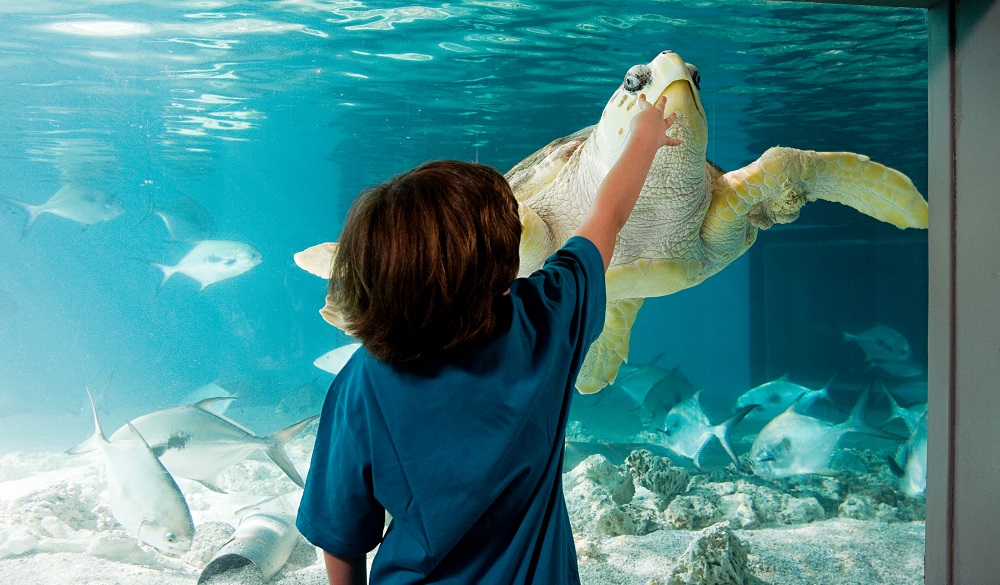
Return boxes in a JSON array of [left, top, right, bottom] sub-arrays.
[[573, 94, 680, 271]]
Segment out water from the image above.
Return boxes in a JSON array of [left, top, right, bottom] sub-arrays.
[[0, 1, 928, 583]]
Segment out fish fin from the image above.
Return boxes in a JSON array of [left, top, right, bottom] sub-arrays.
[[886, 454, 906, 478], [783, 392, 809, 414], [264, 415, 319, 488], [844, 382, 908, 441], [67, 386, 107, 454], [86, 386, 106, 442], [65, 435, 98, 455], [195, 479, 228, 494], [713, 404, 758, 470], [122, 422, 153, 447], [154, 263, 176, 290], [191, 396, 238, 410]]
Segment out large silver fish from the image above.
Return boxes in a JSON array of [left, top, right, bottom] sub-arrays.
[[155, 239, 262, 290], [4, 185, 124, 236], [842, 324, 912, 362], [660, 389, 756, 469], [889, 412, 927, 497], [109, 397, 316, 493], [154, 195, 216, 242], [749, 386, 906, 479], [67, 390, 194, 556]]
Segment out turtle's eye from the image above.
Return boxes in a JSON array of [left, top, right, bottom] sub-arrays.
[[686, 63, 700, 90], [623, 64, 652, 93]]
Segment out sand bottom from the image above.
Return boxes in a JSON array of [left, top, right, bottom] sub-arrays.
[[0, 518, 924, 585]]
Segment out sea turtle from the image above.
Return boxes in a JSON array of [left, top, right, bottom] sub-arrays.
[[295, 49, 928, 394]]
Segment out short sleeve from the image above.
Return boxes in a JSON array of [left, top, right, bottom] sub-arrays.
[[528, 235, 607, 351], [296, 380, 385, 555]]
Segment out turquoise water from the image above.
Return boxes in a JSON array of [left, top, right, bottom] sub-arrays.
[[0, 0, 927, 581]]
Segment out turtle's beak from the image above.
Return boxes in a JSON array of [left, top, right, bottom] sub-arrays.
[[656, 77, 705, 123], [649, 52, 706, 123]]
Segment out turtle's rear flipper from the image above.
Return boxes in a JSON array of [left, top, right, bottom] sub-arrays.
[[705, 147, 927, 246], [576, 297, 644, 394]]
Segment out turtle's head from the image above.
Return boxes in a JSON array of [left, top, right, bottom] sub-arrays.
[[591, 50, 707, 168]]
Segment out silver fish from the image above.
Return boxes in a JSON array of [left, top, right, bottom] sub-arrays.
[[734, 374, 832, 427], [154, 195, 216, 242], [155, 239, 262, 290], [889, 413, 927, 497], [110, 397, 316, 493], [843, 324, 913, 362], [4, 185, 124, 236], [660, 389, 756, 469], [313, 342, 361, 374], [67, 390, 194, 556], [198, 492, 303, 584], [750, 386, 905, 479]]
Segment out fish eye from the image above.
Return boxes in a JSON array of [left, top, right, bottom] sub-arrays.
[[623, 64, 652, 93], [165, 533, 176, 543]]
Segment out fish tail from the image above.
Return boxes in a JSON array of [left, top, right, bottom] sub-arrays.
[[153, 263, 176, 289], [264, 415, 319, 488], [1, 197, 42, 239], [713, 404, 758, 470], [845, 382, 907, 441], [67, 387, 106, 455]]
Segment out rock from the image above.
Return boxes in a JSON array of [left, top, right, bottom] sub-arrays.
[[564, 454, 638, 536], [666, 522, 756, 585], [777, 496, 825, 525], [664, 495, 718, 530], [716, 494, 757, 529], [565, 454, 635, 505], [625, 449, 689, 509], [838, 493, 876, 520]]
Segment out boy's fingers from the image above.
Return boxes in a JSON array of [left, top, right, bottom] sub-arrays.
[[663, 112, 678, 127]]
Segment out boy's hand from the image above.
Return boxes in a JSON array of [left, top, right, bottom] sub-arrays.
[[629, 94, 682, 150]]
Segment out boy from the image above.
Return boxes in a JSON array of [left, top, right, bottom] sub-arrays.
[[297, 94, 679, 584]]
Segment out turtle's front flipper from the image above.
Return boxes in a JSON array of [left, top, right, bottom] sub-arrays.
[[576, 297, 644, 394], [703, 147, 927, 259]]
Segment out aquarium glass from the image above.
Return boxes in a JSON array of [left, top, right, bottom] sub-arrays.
[[0, 0, 928, 583]]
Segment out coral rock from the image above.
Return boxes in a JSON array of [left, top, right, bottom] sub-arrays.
[[625, 449, 690, 509], [664, 495, 718, 530], [666, 522, 756, 585], [564, 454, 639, 536], [777, 496, 825, 525]]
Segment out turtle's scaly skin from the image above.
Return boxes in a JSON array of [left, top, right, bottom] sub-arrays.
[[294, 50, 927, 395]]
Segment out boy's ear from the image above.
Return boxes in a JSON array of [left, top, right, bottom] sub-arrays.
[[294, 242, 339, 279]]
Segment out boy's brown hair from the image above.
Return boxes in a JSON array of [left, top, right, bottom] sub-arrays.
[[329, 160, 522, 363]]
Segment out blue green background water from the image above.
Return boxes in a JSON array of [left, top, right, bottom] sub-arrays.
[[0, 0, 927, 453]]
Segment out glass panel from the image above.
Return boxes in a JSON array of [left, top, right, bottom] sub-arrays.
[[0, 1, 927, 583]]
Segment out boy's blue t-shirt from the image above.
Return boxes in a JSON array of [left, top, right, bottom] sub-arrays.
[[296, 236, 606, 584]]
